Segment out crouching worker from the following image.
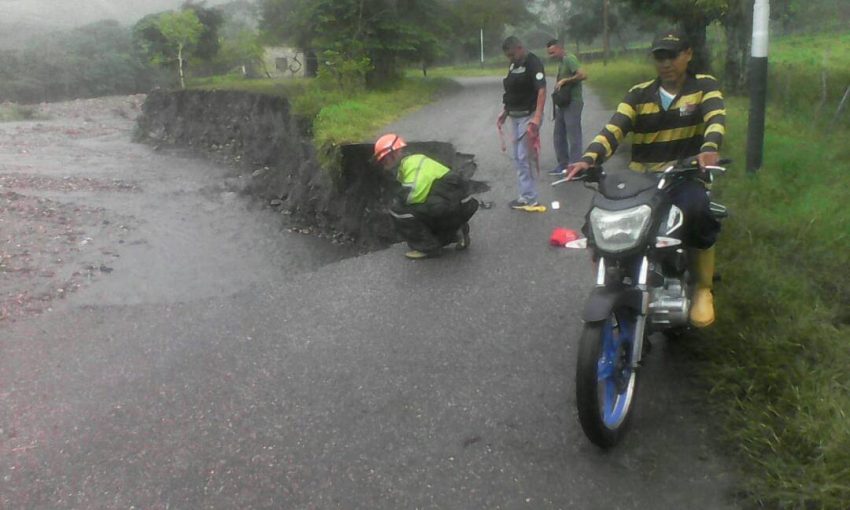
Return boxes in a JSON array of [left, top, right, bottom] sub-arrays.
[[374, 133, 479, 260]]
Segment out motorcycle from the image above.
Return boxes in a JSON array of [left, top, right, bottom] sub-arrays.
[[552, 160, 729, 448]]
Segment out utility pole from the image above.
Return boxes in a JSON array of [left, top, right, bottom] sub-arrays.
[[480, 28, 485, 68], [746, 0, 770, 173], [603, 0, 610, 65]]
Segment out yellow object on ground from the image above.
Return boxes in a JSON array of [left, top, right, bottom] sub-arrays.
[[519, 205, 547, 212]]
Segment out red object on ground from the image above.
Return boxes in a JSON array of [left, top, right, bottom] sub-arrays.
[[550, 228, 579, 246]]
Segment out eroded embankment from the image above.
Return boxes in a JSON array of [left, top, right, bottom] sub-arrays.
[[134, 89, 478, 248]]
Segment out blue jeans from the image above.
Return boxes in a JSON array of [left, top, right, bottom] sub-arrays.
[[553, 100, 584, 167], [509, 115, 540, 202]]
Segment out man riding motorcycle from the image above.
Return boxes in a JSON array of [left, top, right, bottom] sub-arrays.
[[566, 28, 725, 327]]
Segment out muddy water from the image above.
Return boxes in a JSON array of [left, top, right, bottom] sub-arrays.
[[0, 95, 353, 322]]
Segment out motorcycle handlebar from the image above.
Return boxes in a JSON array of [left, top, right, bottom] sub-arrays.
[[551, 166, 603, 186], [664, 158, 732, 175], [551, 175, 582, 186], [551, 159, 732, 188]]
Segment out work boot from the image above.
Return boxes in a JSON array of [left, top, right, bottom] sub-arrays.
[[455, 223, 470, 251], [689, 247, 716, 328]]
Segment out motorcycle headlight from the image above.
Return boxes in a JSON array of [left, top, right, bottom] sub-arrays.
[[590, 204, 653, 253]]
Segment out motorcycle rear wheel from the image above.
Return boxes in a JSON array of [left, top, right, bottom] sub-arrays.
[[575, 312, 639, 448]]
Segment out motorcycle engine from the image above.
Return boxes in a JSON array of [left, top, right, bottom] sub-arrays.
[[647, 275, 690, 328]]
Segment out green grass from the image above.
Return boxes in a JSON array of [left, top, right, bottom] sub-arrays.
[[406, 65, 503, 79], [0, 103, 47, 122], [296, 76, 454, 170], [188, 74, 310, 98], [190, 73, 457, 170], [772, 31, 850, 73], [769, 31, 850, 122], [699, 99, 850, 509], [586, 53, 850, 509], [583, 57, 656, 101], [309, 77, 456, 148]]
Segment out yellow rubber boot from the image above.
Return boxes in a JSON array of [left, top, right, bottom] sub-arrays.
[[690, 247, 716, 328]]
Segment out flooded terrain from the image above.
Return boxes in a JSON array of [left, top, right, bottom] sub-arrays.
[[0, 95, 353, 324]]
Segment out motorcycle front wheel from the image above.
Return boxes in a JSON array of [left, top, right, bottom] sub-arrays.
[[575, 311, 639, 448]]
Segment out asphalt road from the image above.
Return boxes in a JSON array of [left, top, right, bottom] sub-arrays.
[[1, 78, 738, 509]]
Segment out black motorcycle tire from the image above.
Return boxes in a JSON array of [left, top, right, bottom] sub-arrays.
[[575, 318, 638, 448]]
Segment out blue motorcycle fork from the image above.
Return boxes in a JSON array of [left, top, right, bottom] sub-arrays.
[[598, 312, 634, 426], [596, 256, 649, 425], [595, 256, 649, 368]]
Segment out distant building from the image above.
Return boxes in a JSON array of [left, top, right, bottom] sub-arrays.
[[263, 47, 307, 78]]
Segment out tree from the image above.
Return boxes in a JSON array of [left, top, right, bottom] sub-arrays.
[[448, 0, 533, 60], [531, 0, 570, 42], [565, 0, 605, 53], [220, 29, 267, 77], [0, 20, 159, 103], [181, 1, 224, 61], [260, 0, 449, 87], [133, 3, 223, 81], [154, 10, 204, 89], [618, 0, 726, 73], [721, 0, 752, 94]]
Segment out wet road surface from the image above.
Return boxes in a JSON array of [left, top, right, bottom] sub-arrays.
[[0, 83, 738, 509]]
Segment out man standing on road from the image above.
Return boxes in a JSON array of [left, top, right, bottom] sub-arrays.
[[374, 133, 479, 260], [546, 39, 587, 176], [566, 28, 726, 327], [497, 36, 547, 211]]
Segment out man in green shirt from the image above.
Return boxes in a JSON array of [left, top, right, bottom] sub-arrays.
[[374, 133, 479, 259], [546, 39, 587, 176]]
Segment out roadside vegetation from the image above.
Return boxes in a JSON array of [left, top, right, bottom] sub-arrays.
[[584, 30, 850, 509], [0, 103, 47, 122], [190, 62, 455, 169]]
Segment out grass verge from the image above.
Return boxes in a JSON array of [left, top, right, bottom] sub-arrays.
[[0, 103, 47, 122], [584, 55, 850, 508], [190, 73, 456, 169]]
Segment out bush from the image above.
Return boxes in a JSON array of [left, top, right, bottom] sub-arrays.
[[0, 103, 47, 122]]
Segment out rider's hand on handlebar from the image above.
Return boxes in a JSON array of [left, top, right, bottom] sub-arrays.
[[566, 161, 591, 180], [697, 151, 719, 172]]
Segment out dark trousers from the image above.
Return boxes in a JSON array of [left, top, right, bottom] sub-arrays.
[[553, 101, 584, 166], [391, 198, 479, 253], [667, 179, 721, 249]]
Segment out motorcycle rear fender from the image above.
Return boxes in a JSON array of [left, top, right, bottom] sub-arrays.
[[583, 286, 646, 323]]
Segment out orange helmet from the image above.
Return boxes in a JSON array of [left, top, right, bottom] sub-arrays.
[[373, 133, 407, 163]]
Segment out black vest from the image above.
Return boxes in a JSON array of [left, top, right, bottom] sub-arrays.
[[502, 52, 544, 113]]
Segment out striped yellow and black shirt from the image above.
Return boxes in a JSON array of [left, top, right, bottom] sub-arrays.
[[581, 74, 726, 172]]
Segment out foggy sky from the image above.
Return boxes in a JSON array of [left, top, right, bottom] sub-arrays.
[[0, 0, 231, 28]]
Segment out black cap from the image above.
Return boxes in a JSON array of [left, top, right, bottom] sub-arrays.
[[651, 29, 689, 53]]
